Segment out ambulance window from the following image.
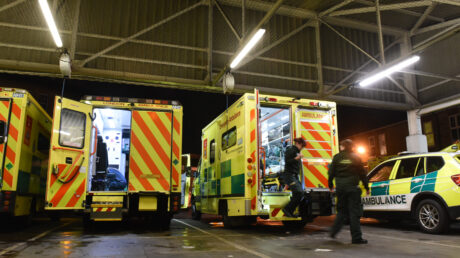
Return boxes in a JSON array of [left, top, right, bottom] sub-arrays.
[[369, 160, 396, 182], [426, 156, 444, 173], [395, 158, 420, 179], [222, 127, 237, 150], [415, 158, 425, 176], [59, 109, 86, 149], [210, 139, 216, 164]]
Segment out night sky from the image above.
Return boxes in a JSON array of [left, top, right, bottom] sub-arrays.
[[0, 73, 406, 154]]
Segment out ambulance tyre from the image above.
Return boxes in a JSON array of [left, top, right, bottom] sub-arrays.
[[191, 198, 201, 220], [415, 199, 449, 234], [82, 213, 94, 229]]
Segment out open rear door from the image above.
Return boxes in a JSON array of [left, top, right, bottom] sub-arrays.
[[296, 109, 335, 189], [46, 97, 93, 210], [128, 110, 172, 193]]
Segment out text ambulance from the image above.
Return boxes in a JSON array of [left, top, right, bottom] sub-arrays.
[[0, 88, 51, 221], [363, 143, 460, 234], [192, 92, 336, 228], [45, 95, 182, 227]]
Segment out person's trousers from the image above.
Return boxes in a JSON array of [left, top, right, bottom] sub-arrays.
[[330, 187, 363, 241], [283, 173, 303, 214]]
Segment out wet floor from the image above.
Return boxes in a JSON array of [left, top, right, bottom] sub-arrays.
[[0, 212, 459, 258]]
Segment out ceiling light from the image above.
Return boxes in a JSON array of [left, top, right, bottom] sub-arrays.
[[230, 29, 266, 69], [359, 55, 420, 87], [38, 0, 63, 47]]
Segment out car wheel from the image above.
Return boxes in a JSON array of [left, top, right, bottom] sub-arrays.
[[415, 199, 449, 234]]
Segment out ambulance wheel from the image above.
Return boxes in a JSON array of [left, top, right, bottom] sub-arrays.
[[191, 198, 201, 220], [282, 218, 308, 231], [416, 199, 449, 234], [82, 214, 94, 229]]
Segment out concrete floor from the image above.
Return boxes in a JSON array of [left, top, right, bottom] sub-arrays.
[[0, 212, 459, 258]]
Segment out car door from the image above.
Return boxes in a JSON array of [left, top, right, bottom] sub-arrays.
[[362, 160, 397, 211], [387, 157, 423, 211]]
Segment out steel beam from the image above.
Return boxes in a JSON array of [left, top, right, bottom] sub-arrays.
[[207, 0, 213, 83], [321, 19, 380, 65], [387, 76, 421, 106], [0, 0, 25, 13], [353, 0, 444, 23], [325, 39, 400, 96], [419, 73, 460, 93], [328, 1, 433, 16], [314, 20, 324, 96], [215, 0, 241, 41], [409, 2, 437, 36], [70, 0, 81, 60], [375, 0, 385, 64], [213, 0, 284, 85], [79, 0, 205, 67], [219, 0, 406, 36], [319, 0, 354, 17], [432, 0, 460, 7], [232, 70, 317, 84], [400, 69, 460, 82], [414, 17, 460, 35], [236, 19, 315, 69], [412, 24, 460, 51], [242, 0, 246, 36]]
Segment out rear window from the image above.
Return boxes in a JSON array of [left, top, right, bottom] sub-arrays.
[[59, 109, 86, 148], [426, 156, 445, 173]]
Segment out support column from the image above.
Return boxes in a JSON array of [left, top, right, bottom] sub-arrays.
[[406, 110, 428, 153], [400, 34, 419, 106]]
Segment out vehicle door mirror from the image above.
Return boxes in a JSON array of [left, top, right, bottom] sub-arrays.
[[0, 120, 6, 144]]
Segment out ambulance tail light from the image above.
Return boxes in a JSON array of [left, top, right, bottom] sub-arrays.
[[248, 178, 253, 185], [267, 98, 277, 102], [247, 158, 253, 163], [451, 174, 460, 186]]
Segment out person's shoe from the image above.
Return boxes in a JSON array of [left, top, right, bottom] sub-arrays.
[[329, 229, 337, 239], [282, 208, 297, 218], [352, 239, 368, 244]]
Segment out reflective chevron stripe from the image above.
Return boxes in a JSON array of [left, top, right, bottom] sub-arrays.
[[1, 100, 22, 190], [129, 110, 172, 193]]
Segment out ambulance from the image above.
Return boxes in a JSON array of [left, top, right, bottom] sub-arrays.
[[363, 143, 460, 234], [45, 95, 182, 227], [192, 92, 336, 228], [0, 88, 51, 220]]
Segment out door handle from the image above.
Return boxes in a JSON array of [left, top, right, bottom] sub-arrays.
[[412, 178, 423, 183], [379, 184, 388, 187]]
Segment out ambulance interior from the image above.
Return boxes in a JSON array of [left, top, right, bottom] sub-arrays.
[[89, 108, 131, 192], [259, 106, 291, 185]]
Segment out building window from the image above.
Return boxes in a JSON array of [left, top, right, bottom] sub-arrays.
[[378, 133, 387, 155], [368, 136, 376, 156], [423, 121, 436, 148], [449, 114, 460, 142]]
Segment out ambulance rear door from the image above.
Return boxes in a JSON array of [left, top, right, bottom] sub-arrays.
[[46, 97, 93, 209], [128, 110, 173, 194], [295, 108, 337, 189]]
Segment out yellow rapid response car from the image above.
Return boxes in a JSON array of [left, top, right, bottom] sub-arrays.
[[362, 144, 460, 234]]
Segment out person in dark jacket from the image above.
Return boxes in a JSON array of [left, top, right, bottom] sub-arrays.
[[282, 137, 306, 218], [328, 139, 370, 244]]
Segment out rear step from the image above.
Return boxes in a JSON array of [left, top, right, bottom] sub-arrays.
[[89, 195, 124, 221]]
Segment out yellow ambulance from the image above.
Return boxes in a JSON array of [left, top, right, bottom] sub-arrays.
[[192, 92, 336, 228], [0, 88, 51, 221], [363, 143, 460, 234], [45, 95, 182, 227]]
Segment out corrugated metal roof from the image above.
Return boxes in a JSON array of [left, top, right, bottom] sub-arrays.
[[0, 0, 458, 110]]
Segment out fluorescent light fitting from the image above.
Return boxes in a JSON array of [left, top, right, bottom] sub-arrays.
[[38, 0, 63, 47], [230, 29, 266, 69], [359, 55, 420, 87]]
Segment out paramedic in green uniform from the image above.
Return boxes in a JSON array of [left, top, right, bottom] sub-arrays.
[[282, 138, 306, 218], [328, 139, 370, 244]]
